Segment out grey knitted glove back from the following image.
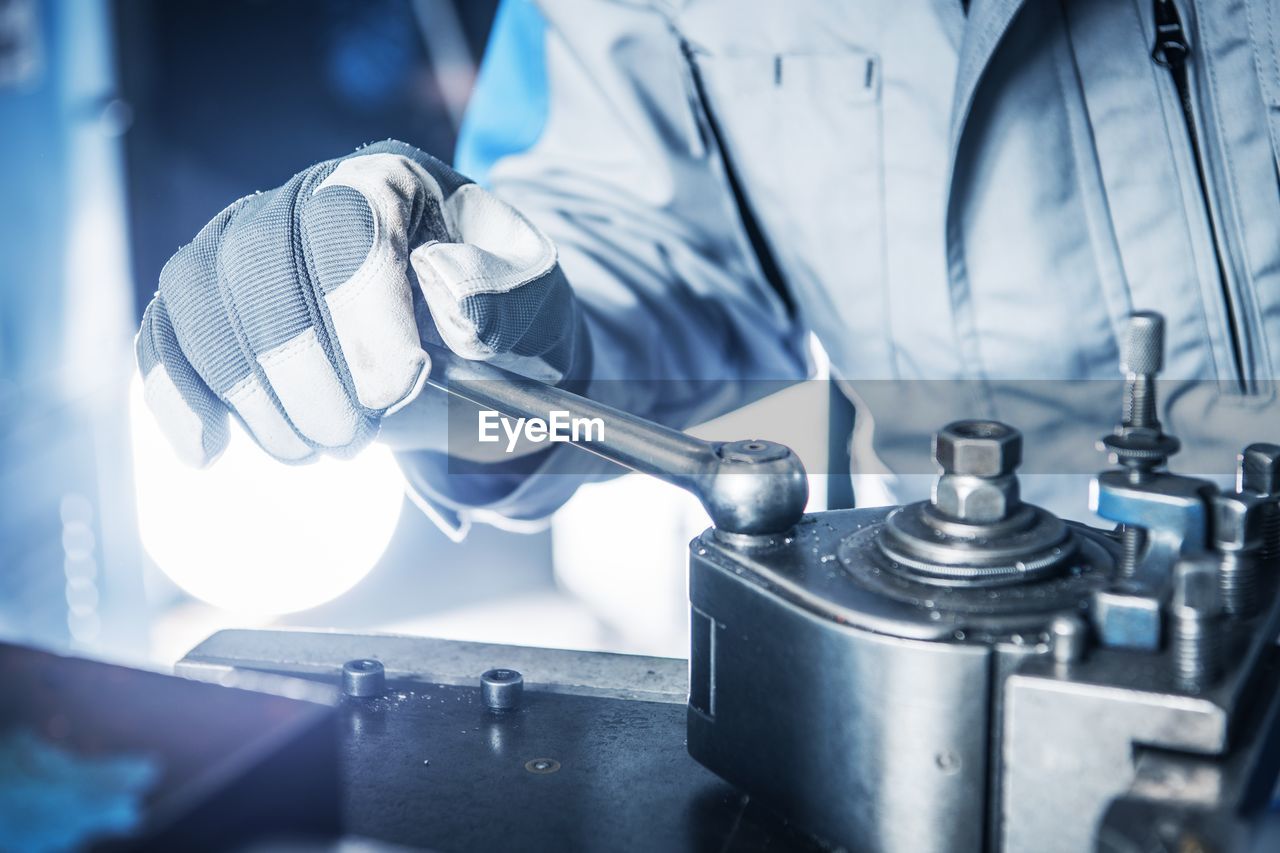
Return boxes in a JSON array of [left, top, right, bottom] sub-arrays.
[[135, 140, 586, 466]]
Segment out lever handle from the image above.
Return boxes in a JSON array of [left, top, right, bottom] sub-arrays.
[[423, 345, 808, 536]]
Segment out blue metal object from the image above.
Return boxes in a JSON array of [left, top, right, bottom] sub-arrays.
[[453, 0, 548, 185]]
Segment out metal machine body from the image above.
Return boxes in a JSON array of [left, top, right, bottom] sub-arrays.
[[425, 312, 1280, 851], [682, 314, 1280, 852], [687, 507, 1280, 852]]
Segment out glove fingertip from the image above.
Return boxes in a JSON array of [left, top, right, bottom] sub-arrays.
[[142, 362, 228, 468], [382, 350, 432, 417], [137, 296, 229, 467]]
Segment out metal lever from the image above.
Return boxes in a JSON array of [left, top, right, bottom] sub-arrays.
[[422, 345, 808, 537]]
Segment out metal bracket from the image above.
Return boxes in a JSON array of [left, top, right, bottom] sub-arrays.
[[1090, 470, 1217, 584]]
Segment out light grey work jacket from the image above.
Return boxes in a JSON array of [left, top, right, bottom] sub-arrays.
[[410, 0, 1280, 530]]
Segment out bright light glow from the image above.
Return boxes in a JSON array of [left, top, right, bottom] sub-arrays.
[[129, 376, 404, 615]]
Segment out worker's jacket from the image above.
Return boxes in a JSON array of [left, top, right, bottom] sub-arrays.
[[406, 0, 1280, 531]]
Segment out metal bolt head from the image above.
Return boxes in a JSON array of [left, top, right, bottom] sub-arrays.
[[481, 668, 524, 711], [1171, 558, 1222, 618], [932, 473, 1020, 523], [342, 659, 386, 698], [1050, 614, 1088, 665], [1121, 312, 1164, 376], [1238, 443, 1280, 496], [1211, 492, 1266, 552], [1091, 589, 1162, 651], [1170, 558, 1223, 691], [933, 420, 1022, 478], [717, 439, 790, 464], [524, 757, 560, 774]]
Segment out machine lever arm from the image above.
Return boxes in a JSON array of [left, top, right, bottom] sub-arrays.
[[423, 345, 808, 536]]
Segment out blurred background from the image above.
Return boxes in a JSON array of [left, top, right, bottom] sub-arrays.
[[0, 0, 839, 669]]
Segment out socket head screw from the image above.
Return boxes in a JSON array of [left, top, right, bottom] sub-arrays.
[[481, 668, 524, 711], [342, 659, 386, 698]]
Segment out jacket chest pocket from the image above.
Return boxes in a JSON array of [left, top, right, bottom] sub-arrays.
[[688, 48, 893, 370]]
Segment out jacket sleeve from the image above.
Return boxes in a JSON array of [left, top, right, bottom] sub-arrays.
[[398, 0, 810, 535]]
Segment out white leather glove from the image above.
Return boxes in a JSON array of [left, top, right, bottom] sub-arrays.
[[135, 140, 589, 466]]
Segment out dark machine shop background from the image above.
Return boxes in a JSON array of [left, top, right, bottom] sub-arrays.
[[0, 0, 848, 670]]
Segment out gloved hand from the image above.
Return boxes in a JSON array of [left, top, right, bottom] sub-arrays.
[[135, 140, 588, 466]]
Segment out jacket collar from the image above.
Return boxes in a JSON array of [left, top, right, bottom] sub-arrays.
[[949, 0, 1029, 148]]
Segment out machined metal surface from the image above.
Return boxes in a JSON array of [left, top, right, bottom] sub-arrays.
[[683, 313, 1280, 851], [690, 528, 994, 853], [179, 630, 687, 704], [999, 609, 1280, 853], [875, 419, 1096, 589], [1091, 470, 1216, 583], [876, 501, 1080, 586], [1000, 660, 1231, 853], [177, 631, 822, 853], [688, 508, 1134, 853]]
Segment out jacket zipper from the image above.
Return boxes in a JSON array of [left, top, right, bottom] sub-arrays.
[[1151, 0, 1248, 390]]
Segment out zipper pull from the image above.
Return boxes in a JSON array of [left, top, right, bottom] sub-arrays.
[[1152, 0, 1190, 68]]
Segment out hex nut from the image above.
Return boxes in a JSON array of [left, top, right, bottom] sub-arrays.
[[933, 420, 1023, 478], [932, 473, 1020, 523]]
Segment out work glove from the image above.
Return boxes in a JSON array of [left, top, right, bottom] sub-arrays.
[[135, 140, 588, 466]]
